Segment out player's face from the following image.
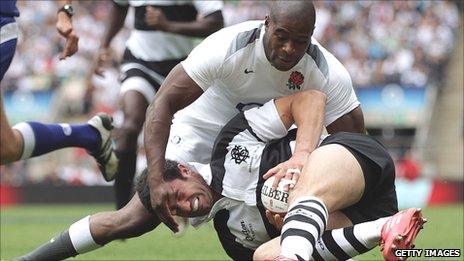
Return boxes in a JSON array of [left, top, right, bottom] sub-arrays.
[[169, 165, 216, 217], [263, 15, 313, 71]]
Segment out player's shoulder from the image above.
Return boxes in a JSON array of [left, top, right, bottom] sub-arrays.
[[197, 20, 264, 62], [209, 20, 263, 44], [304, 37, 352, 86]]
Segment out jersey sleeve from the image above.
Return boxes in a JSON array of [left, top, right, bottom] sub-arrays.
[[193, 0, 223, 17], [180, 30, 230, 91], [243, 100, 288, 142], [324, 65, 360, 126]]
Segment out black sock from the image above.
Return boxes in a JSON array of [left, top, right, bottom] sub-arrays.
[[18, 230, 78, 261], [114, 151, 136, 209]]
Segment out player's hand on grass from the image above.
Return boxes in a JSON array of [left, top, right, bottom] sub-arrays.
[[149, 179, 179, 233], [265, 210, 284, 231], [56, 12, 79, 60], [263, 152, 308, 191], [145, 6, 169, 31]]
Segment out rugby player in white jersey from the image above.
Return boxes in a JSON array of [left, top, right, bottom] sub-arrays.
[[143, 0, 366, 232], [18, 90, 425, 261], [92, 0, 223, 209]]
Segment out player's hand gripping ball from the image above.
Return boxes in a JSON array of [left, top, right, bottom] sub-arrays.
[[261, 176, 295, 214]]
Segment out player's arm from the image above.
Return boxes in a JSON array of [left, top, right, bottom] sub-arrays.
[[263, 90, 326, 188], [274, 90, 327, 132], [93, 1, 129, 75], [323, 61, 366, 134], [56, 0, 78, 59], [100, 1, 128, 49], [144, 64, 203, 232], [326, 105, 365, 134], [145, 8, 223, 37]]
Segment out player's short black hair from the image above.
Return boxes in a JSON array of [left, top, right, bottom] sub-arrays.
[[163, 159, 185, 181]]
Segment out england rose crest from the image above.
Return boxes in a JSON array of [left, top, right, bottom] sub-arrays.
[[286, 71, 304, 90]]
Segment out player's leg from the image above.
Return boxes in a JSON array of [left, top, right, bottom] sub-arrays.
[[279, 144, 365, 260], [0, 32, 21, 164], [255, 208, 427, 260], [255, 211, 387, 260], [9, 114, 117, 179], [18, 193, 159, 260], [114, 75, 153, 209], [0, 95, 23, 163]]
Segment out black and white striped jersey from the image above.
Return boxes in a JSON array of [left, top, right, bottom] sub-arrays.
[[190, 100, 326, 257], [113, 0, 223, 61], [166, 20, 358, 164]]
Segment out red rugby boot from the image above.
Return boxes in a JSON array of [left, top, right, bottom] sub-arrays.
[[380, 208, 427, 261]]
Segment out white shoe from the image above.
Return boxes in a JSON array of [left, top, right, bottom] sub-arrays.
[[87, 113, 118, 181]]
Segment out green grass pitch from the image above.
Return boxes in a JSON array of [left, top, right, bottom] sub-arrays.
[[1, 204, 463, 260]]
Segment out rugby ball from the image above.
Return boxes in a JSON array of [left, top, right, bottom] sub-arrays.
[[261, 176, 294, 213]]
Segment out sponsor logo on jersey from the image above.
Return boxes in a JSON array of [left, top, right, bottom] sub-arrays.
[[286, 71, 304, 90], [240, 220, 256, 241], [230, 145, 250, 164]]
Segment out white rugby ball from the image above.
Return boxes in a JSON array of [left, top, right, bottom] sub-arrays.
[[261, 176, 294, 213]]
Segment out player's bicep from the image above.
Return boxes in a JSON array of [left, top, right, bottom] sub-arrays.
[[274, 90, 327, 130], [274, 96, 294, 129], [155, 64, 203, 112]]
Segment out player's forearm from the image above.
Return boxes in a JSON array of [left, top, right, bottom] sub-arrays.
[[144, 100, 173, 185], [143, 64, 203, 185], [164, 13, 223, 37], [100, 2, 128, 48], [292, 91, 326, 156]]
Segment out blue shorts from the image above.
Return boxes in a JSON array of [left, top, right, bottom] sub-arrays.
[[0, 17, 18, 82]]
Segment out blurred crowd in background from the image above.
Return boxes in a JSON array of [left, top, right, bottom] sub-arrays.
[[0, 1, 461, 186]]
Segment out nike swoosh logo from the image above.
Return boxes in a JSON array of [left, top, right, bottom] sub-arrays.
[[244, 68, 254, 74]]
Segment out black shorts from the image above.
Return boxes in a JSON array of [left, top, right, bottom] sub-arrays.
[[120, 48, 184, 91], [319, 132, 398, 224]]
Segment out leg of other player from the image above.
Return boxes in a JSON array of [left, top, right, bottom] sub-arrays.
[[0, 95, 23, 163], [18, 193, 159, 260], [4, 113, 118, 180], [255, 212, 388, 260], [279, 144, 365, 260], [0, 35, 21, 163], [114, 89, 149, 209]]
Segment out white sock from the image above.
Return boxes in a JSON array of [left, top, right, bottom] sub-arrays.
[[68, 216, 101, 254], [12, 122, 35, 159], [354, 217, 389, 246], [280, 196, 328, 260], [313, 217, 388, 260]]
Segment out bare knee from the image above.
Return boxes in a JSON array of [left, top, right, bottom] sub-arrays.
[[253, 247, 266, 261], [253, 238, 281, 260]]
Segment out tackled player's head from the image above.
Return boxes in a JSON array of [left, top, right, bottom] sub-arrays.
[[264, 0, 316, 71], [163, 160, 216, 217]]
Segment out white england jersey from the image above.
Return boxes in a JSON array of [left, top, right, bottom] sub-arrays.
[[190, 100, 326, 257], [166, 20, 359, 164], [113, 0, 223, 61]]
